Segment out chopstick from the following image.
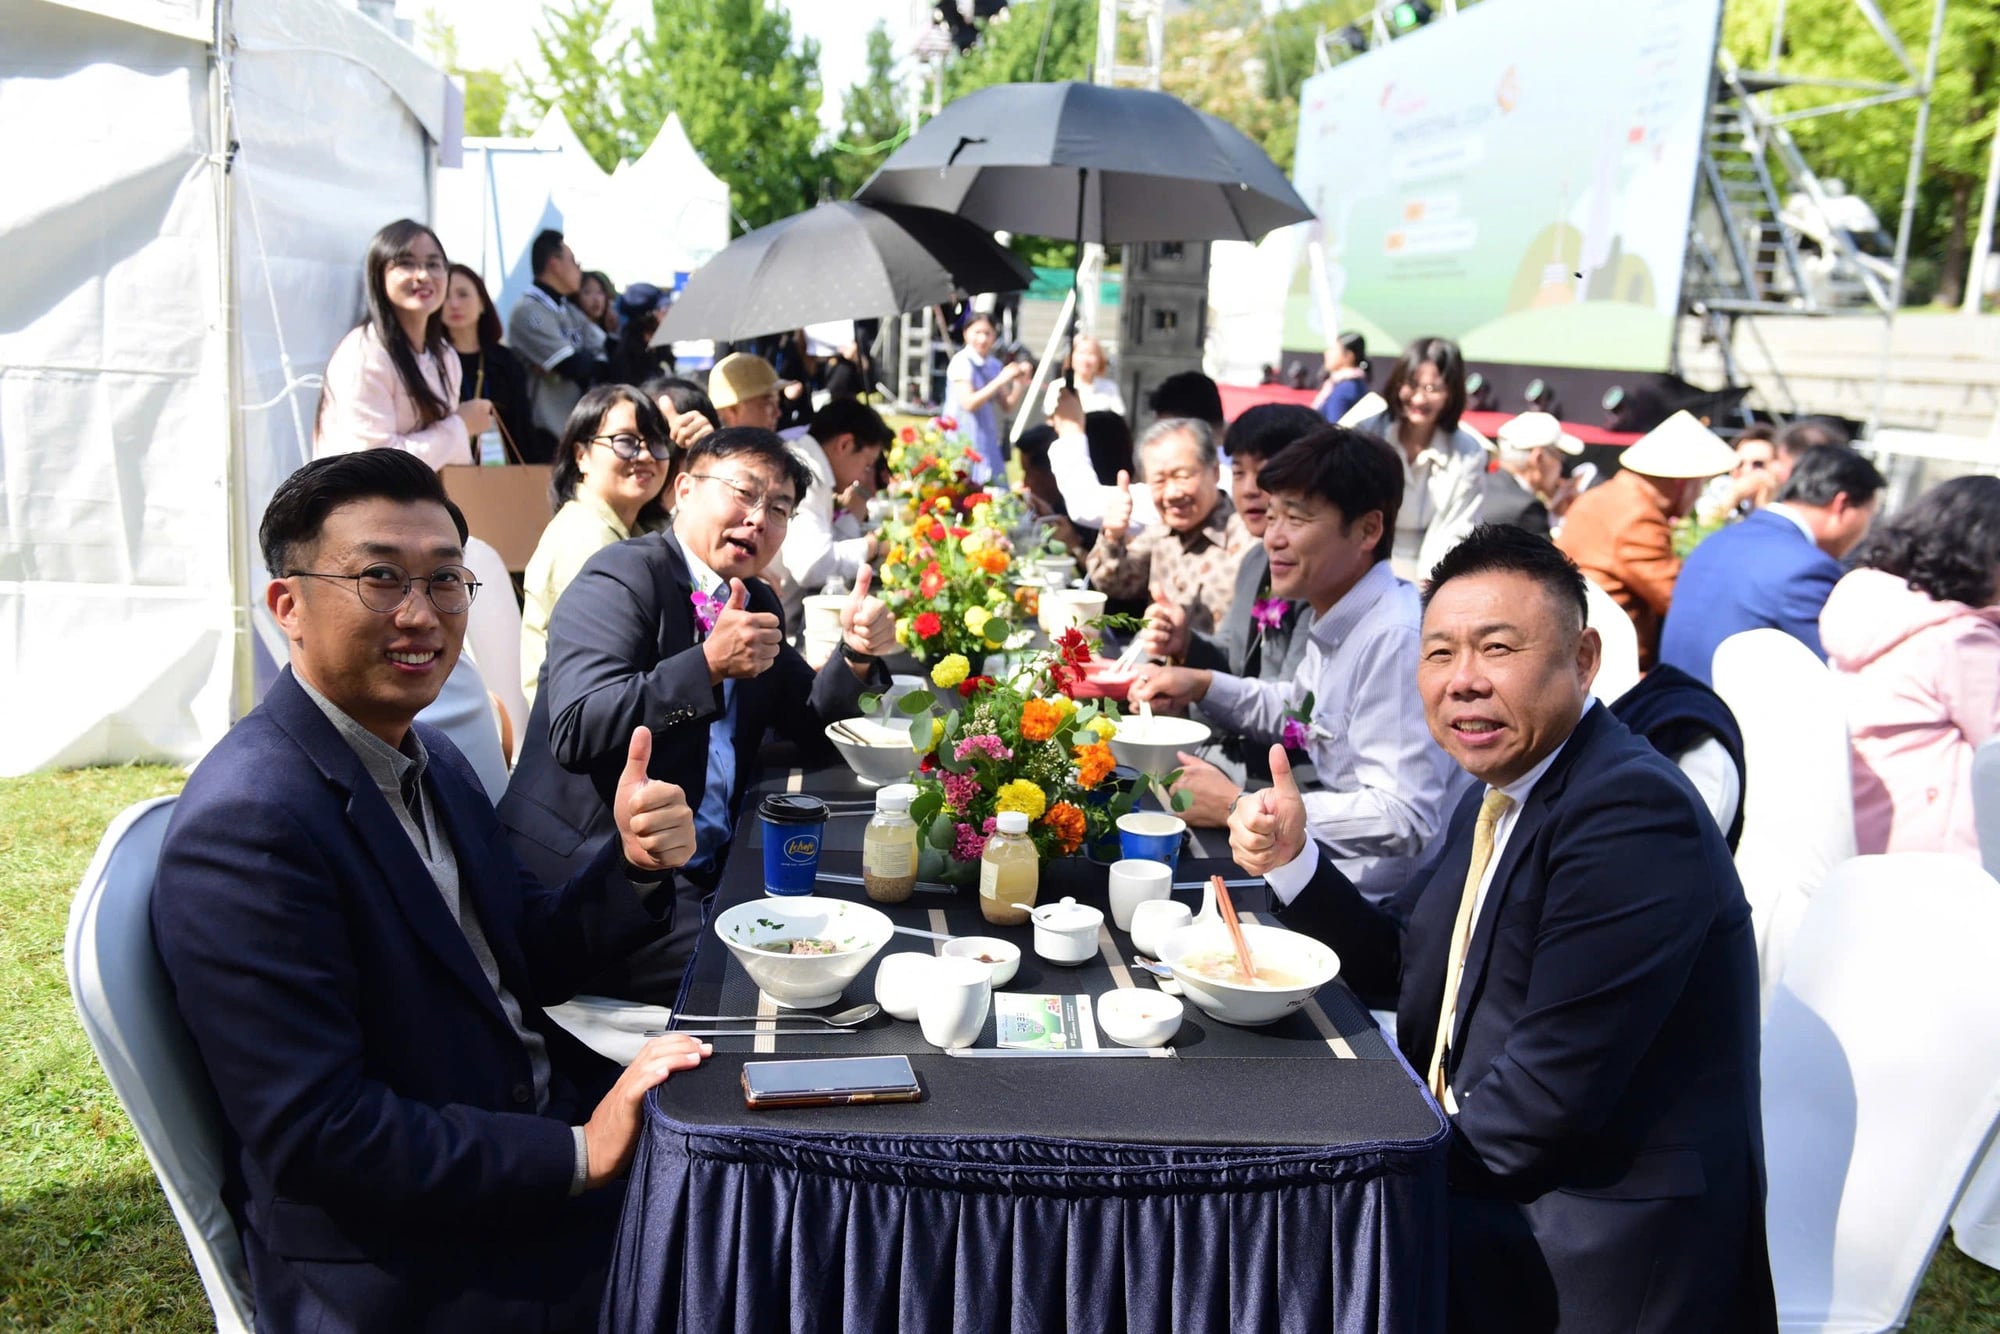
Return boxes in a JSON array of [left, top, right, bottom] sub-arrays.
[[1211, 874, 1257, 982], [893, 925, 953, 942], [815, 872, 955, 895], [944, 1047, 1176, 1059]]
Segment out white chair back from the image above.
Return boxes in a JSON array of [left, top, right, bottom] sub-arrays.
[[1954, 738, 2000, 1271], [1763, 854, 2000, 1332], [64, 797, 255, 1334], [1582, 576, 1640, 705], [461, 533, 527, 764], [1711, 628, 1857, 1009], [1973, 736, 2000, 881]]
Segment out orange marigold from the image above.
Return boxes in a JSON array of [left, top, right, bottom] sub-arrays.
[[1073, 742, 1116, 789], [975, 547, 1010, 575], [1019, 699, 1063, 742], [1042, 801, 1087, 855]]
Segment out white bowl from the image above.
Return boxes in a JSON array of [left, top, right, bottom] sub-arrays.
[[940, 935, 1021, 987], [1159, 922, 1341, 1027], [826, 719, 919, 786], [714, 896, 895, 1009], [1108, 715, 1212, 779], [1096, 988, 1184, 1047]]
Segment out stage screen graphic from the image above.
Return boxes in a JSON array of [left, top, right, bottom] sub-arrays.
[[1285, 0, 1724, 373]]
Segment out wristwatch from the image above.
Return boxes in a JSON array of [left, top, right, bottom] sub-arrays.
[[839, 642, 881, 666]]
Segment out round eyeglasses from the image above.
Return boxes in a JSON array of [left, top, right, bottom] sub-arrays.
[[287, 563, 480, 615], [589, 432, 673, 462]]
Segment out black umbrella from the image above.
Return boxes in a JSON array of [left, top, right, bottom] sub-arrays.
[[653, 200, 1032, 344], [854, 81, 1313, 246]]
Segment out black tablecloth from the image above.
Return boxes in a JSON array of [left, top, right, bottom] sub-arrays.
[[602, 760, 1449, 1333]]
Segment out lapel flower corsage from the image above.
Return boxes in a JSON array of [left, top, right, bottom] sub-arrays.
[[1250, 596, 1289, 632], [690, 588, 724, 635], [1280, 691, 1331, 751]]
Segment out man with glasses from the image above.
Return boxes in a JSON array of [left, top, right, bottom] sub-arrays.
[[153, 450, 710, 1332], [1085, 417, 1257, 636], [502, 427, 899, 1003]]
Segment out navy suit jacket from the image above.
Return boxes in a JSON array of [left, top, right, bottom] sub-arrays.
[[1275, 705, 1774, 1333], [152, 669, 672, 1333], [1660, 506, 1842, 683], [500, 529, 881, 1001]]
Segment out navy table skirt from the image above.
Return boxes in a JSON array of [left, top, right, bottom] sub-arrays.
[[601, 761, 1449, 1333]]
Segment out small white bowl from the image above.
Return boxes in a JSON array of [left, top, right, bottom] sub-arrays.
[[825, 718, 919, 786], [1159, 921, 1341, 1027], [1096, 989, 1184, 1048], [873, 951, 936, 1021], [1109, 715, 1212, 779], [713, 896, 894, 1009], [941, 935, 1021, 988]]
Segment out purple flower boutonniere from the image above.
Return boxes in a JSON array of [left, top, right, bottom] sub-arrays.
[[690, 589, 723, 635], [1251, 597, 1289, 632], [1281, 691, 1329, 751]]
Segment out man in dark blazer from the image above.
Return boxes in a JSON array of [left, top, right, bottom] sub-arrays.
[[1231, 525, 1774, 1332], [152, 451, 711, 1333], [501, 426, 896, 1003], [1660, 443, 1884, 684]]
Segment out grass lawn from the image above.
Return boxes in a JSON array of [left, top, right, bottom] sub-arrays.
[[2, 765, 1998, 1330]]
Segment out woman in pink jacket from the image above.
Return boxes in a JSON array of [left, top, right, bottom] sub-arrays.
[[314, 218, 493, 467], [1820, 475, 2000, 858]]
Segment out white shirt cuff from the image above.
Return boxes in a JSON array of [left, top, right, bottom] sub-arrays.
[[1263, 840, 1320, 906]]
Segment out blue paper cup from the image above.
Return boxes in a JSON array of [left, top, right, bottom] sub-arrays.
[[759, 794, 827, 895], [1117, 812, 1187, 880]]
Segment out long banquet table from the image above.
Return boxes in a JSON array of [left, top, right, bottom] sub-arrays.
[[602, 760, 1450, 1333]]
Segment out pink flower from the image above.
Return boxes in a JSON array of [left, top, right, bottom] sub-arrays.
[[953, 734, 1014, 764], [1251, 597, 1288, 631], [951, 821, 988, 861], [942, 771, 982, 808], [1281, 716, 1312, 751], [690, 589, 723, 634]]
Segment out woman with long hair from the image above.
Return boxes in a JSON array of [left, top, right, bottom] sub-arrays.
[[314, 219, 493, 466], [1821, 475, 2000, 857], [575, 270, 619, 336], [519, 385, 673, 703], [439, 263, 546, 463], [1351, 336, 1488, 579], [1313, 331, 1370, 423]]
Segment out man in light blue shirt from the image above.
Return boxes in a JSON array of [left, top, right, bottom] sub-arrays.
[[1131, 426, 1460, 905]]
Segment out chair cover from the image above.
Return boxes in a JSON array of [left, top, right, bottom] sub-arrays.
[[1712, 629, 1856, 1009], [64, 797, 256, 1334], [414, 651, 508, 804], [1763, 854, 2000, 1332], [1583, 575, 1640, 704], [1973, 736, 2000, 882], [1955, 739, 2000, 1270], [543, 995, 674, 1067], [460, 533, 527, 765]]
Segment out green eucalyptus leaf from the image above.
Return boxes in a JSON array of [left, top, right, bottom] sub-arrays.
[[1172, 789, 1193, 813], [858, 691, 882, 714], [927, 818, 956, 850], [897, 690, 933, 717]]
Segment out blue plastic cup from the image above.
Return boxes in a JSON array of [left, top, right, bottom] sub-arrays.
[[759, 794, 828, 895], [1117, 812, 1187, 880]]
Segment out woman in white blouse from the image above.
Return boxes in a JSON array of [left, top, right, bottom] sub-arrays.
[[314, 218, 494, 466], [1042, 334, 1126, 417], [1352, 336, 1488, 580]]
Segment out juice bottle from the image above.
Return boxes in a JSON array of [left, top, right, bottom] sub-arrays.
[[978, 811, 1039, 926], [862, 784, 920, 904]]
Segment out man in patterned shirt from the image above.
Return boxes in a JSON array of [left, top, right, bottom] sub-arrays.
[[1084, 418, 1256, 636]]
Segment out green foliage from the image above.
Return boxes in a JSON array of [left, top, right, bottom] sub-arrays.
[[514, 0, 631, 171], [829, 23, 910, 200], [942, 1, 1098, 100], [416, 9, 511, 139]]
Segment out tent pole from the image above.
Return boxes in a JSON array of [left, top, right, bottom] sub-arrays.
[[214, 0, 255, 724], [1011, 284, 1077, 444], [1066, 166, 1087, 389]]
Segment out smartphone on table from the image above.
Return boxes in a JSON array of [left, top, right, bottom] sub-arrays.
[[741, 1055, 923, 1109]]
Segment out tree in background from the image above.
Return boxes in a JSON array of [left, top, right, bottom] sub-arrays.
[[416, 10, 510, 138], [828, 23, 908, 202], [622, 0, 828, 232], [1723, 0, 1999, 306], [513, 0, 631, 170]]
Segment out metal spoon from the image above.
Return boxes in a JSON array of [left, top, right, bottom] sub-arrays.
[[661, 1002, 881, 1029]]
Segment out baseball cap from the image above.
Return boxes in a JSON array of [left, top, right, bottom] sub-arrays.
[[1497, 411, 1585, 457]]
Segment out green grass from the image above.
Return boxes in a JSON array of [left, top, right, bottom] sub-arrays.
[[1, 765, 1997, 1330]]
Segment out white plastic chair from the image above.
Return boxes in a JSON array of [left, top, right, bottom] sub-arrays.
[[1763, 854, 2000, 1332], [1954, 738, 2000, 1271], [1712, 629, 1857, 1009], [1973, 736, 2000, 882], [461, 534, 527, 765], [65, 797, 256, 1334], [1582, 575, 1640, 705]]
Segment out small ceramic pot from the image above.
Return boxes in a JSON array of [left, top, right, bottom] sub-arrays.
[[1030, 896, 1103, 966]]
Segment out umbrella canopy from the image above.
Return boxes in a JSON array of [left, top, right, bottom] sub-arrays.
[[654, 200, 1032, 344], [855, 81, 1313, 245]]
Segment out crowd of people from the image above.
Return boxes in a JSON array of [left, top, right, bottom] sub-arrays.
[[139, 214, 2000, 1331]]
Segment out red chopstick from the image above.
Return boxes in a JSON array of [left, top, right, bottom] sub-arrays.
[[1211, 875, 1256, 983]]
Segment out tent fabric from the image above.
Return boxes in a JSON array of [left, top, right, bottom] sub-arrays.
[[0, 0, 454, 775]]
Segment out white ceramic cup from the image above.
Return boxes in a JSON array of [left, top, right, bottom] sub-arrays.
[[917, 956, 992, 1050], [1129, 898, 1194, 961], [1107, 858, 1175, 932], [873, 951, 937, 1022]]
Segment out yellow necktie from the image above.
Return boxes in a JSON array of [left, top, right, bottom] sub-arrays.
[[1427, 788, 1516, 1105]]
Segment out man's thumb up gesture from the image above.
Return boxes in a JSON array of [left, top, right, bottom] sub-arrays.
[[840, 563, 896, 661], [1103, 469, 1135, 540], [1228, 745, 1308, 877], [614, 726, 696, 871]]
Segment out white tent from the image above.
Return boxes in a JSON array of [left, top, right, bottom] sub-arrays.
[[434, 110, 732, 320], [0, 0, 459, 775]]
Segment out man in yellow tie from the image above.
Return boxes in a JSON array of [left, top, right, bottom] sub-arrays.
[[1230, 524, 1773, 1333]]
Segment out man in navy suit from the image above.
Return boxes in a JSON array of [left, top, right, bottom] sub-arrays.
[[1231, 525, 1775, 1332], [501, 426, 897, 1003], [1660, 444, 1884, 683], [152, 451, 713, 1332]]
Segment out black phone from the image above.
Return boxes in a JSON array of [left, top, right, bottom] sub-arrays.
[[740, 1055, 922, 1109]]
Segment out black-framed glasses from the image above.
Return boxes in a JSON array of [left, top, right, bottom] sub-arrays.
[[685, 472, 796, 523], [286, 563, 480, 615], [589, 432, 672, 462]]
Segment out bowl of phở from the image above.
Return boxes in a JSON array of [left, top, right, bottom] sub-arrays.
[[1158, 922, 1340, 1027], [713, 896, 895, 1009], [826, 718, 920, 786], [1107, 714, 1211, 780]]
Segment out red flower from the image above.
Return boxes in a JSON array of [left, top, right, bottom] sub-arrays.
[[914, 611, 943, 639], [918, 453, 938, 470], [961, 492, 992, 510], [900, 426, 917, 444], [919, 752, 938, 773], [919, 563, 945, 598], [927, 521, 947, 541], [937, 415, 958, 431], [948, 526, 970, 540], [1055, 627, 1093, 668], [958, 675, 993, 698]]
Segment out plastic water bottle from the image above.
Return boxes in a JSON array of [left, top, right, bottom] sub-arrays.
[[478, 429, 505, 466]]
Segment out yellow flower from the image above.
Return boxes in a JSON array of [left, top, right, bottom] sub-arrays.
[[970, 501, 994, 527], [995, 779, 1047, 822], [1087, 716, 1117, 742], [930, 654, 970, 688], [885, 544, 905, 566], [914, 717, 944, 755], [1046, 696, 1077, 721], [964, 606, 991, 636]]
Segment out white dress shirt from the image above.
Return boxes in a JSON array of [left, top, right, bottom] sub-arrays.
[[774, 433, 873, 629], [1204, 560, 1460, 905]]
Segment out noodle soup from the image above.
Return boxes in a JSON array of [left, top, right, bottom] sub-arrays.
[[1179, 949, 1309, 991]]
